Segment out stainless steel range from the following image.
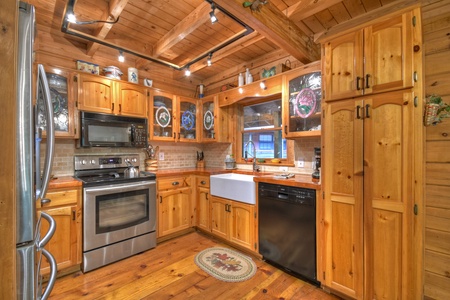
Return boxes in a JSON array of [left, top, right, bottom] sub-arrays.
[[74, 154, 156, 272]]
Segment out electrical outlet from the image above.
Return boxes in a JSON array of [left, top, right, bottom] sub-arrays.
[[298, 159, 304, 168], [279, 166, 288, 172], [159, 152, 164, 161]]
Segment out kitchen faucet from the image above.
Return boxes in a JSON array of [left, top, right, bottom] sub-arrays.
[[244, 140, 260, 172]]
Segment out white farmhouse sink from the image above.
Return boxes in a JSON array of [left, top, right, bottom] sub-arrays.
[[210, 173, 256, 205]]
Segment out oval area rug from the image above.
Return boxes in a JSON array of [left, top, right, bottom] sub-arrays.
[[194, 247, 257, 282]]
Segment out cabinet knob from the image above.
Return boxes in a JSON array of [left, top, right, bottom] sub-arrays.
[[172, 181, 180, 186], [201, 181, 206, 185]]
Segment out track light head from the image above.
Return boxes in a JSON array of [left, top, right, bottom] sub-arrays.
[[185, 66, 191, 76], [118, 50, 125, 62], [207, 53, 212, 66], [210, 3, 218, 24]]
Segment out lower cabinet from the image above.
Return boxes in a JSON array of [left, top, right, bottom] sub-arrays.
[[210, 195, 256, 251], [157, 176, 192, 237], [196, 176, 210, 232], [37, 187, 82, 275]]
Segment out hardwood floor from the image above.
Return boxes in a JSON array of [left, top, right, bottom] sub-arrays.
[[49, 232, 340, 299]]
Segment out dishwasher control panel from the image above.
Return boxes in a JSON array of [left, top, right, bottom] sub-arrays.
[[259, 183, 316, 206]]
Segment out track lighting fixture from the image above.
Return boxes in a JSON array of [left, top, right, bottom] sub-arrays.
[[185, 66, 191, 76], [207, 53, 212, 66], [210, 3, 218, 24], [67, 12, 77, 24], [118, 51, 125, 62]]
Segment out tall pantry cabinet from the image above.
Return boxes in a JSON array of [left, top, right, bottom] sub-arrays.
[[321, 8, 423, 300]]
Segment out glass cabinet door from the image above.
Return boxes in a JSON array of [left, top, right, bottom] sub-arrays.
[[37, 68, 76, 138], [151, 91, 175, 140], [201, 97, 215, 141], [178, 96, 198, 142], [284, 70, 322, 137]]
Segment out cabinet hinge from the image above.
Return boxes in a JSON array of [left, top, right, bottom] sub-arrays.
[[323, 271, 326, 280], [254, 212, 256, 218], [322, 191, 325, 200], [73, 75, 77, 82], [147, 91, 150, 97], [414, 96, 419, 107], [75, 101, 78, 108], [74, 127, 77, 135], [414, 204, 418, 215], [412, 16, 417, 27], [254, 243, 257, 250]]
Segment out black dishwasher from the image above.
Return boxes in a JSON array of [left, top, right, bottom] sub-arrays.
[[258, 182, 318, 285]]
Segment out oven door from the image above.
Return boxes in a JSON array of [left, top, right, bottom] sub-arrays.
[[83, 180, 156, 252]]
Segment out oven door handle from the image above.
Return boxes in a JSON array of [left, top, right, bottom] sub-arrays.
[[84, 181, 155, 194]]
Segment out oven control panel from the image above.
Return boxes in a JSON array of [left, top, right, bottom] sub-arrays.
[[74, 154, 139, 170]]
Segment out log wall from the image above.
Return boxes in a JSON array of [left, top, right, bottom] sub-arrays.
[[422, 1, 450, 299]]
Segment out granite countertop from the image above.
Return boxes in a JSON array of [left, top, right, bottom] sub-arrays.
[[47, 168, 321, 190], [48, 176, 82, 189]]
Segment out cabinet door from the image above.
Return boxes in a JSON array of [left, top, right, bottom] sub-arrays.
[[158, 187, 191, 237], [37, 68, 77, 138], [117, 82, 148, 118], [150, 90, 176, 140], [323, 30, 364, 101], [39, 205, 78, 275], [210, 196, 229, 240], [200, 96, 217, 142], [283, 69, 322, 138], [229, 202, 255, 251], [197, 186, 210, 232], [177, 96, 199, 142], [323, 99, 364, 299], [363, 91, 414, 299], [77, 74, 114, 114], [364, 12, 414, 95]]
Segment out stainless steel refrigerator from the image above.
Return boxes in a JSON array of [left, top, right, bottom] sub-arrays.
[[16, 2, 57, 299]]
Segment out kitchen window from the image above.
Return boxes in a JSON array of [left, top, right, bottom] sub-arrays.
[[238, 97, 294, 165]]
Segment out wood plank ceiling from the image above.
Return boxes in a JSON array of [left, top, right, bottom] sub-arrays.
[[32, 0, 413, 83]]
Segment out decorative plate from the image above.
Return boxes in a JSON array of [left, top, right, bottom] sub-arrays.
[[181, 110, 195, 131], [155, 106, 171, 128], [294, 88, 316, 118], [203, 110, 214, 130]]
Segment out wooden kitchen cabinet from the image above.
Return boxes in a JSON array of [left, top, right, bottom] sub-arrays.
[[322, 10, 414, 101], [282, 64, 322, 138], [37, 66, 78, 138], [77, 73, 148, 118], [322, 90, 416, 299], [149, 91, 199, 142], [157, 176, 192, 237], [196, 176, 210, 232], [210, 195, 256, 251], [37, 187, 82, 276], [199, 95, 231, 143]]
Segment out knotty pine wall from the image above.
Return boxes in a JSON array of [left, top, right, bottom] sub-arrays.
[[422, 1, 450, 299]]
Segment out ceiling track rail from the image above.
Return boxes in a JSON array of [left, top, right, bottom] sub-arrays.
[[61, 0, 254, 72]]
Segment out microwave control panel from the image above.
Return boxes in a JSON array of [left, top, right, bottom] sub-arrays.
[[132, 124, 147, 147]]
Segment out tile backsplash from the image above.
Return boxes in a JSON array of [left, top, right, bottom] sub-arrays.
[[45, 137, 319, 177]]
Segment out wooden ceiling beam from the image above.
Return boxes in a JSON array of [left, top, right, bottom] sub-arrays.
[[86, 0, 128, 56], [154, 2, 211, 58], [286, 0, 343, 22], [213, 0, 320, 64]]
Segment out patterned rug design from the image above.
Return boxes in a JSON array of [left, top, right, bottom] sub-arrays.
[[194, 247, 257, 282]]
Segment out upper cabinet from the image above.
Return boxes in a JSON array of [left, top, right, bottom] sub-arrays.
[[283, 66, 322, 138], [323, 11, 414, 101], [199, 95, 230, 143], [77, 73, 148, 118], [37, 66, 77, 138], [149, 91, 199, 142]]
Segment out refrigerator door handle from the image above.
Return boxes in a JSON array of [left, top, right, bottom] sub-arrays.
[[37, 211, 56, 249], [36, 64, 55, 200], [39, 248, 57, 300]]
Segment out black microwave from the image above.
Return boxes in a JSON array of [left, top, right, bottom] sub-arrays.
[[79, 111, 148, 148]]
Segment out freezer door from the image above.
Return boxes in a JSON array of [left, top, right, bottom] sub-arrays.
[[16, 244, 36, 300]]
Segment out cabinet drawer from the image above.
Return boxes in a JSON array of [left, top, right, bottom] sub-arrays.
[[196, 176, 210, 188], [157, 176, 191, 190], [37, 188, 80, 209]]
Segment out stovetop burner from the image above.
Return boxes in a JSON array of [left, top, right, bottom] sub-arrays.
[[74, 154, 156, 186]]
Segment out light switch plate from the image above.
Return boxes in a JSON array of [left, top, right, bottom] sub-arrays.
[[298, 160, 304, 168], [279, 166, 288, 172], [159, 152, 164, 160]]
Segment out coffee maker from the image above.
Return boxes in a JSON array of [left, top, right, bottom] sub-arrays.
[[312, 147, 321, 181]]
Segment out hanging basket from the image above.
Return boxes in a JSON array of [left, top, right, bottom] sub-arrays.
[[424, 103, 440, 126]]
